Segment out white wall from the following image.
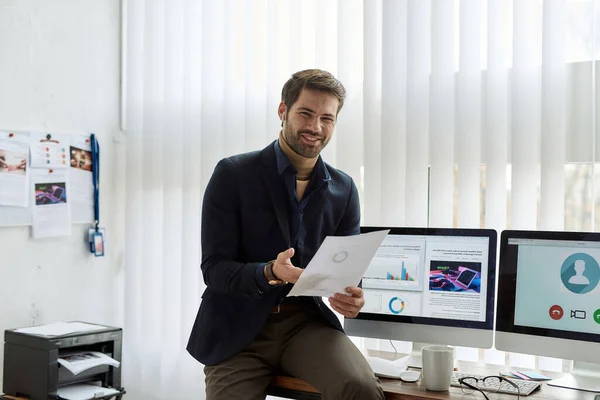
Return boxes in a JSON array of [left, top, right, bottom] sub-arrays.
[[0, 0, 124, 392]]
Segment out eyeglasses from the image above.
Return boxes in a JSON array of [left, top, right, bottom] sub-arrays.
[[458, 375, 520, 400]]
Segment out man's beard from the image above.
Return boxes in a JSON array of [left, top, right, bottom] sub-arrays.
[[282, 124, 328, 159]]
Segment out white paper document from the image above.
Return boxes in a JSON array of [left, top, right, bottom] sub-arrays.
[[287, 230, 390, 297], [57, 383, 120, 400], [68, 134, 94, 222], [0, 131, 30, 207], [58, 351, 120, 375], [30, 132, 71, 169], [31, 168, 72, 238], [15, 322, 107, 336]]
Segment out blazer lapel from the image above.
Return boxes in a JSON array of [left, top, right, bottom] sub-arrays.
[[261, 145, 291, 247]]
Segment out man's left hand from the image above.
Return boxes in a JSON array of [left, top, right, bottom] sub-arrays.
[[328, 286, 365, 318]]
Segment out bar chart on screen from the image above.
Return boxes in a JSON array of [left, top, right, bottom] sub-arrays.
[[363, 253, 421, 291]]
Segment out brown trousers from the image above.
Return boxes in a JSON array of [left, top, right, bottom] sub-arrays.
[[204, 310, 385, 400]]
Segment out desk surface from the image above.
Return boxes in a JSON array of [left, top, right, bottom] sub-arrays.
[[268, 356, 600, 400]]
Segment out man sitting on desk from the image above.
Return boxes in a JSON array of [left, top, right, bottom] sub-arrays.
[[187, 69, 385, 400]]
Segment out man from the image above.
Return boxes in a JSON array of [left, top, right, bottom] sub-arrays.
[[187, 69, 384, 400]]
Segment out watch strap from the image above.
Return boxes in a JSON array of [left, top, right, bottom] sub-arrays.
[[265, 260, 287, 286]]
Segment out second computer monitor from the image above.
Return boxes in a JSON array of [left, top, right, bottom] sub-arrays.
[[345, 227, 497, 349], [496, 230, 600, 392]]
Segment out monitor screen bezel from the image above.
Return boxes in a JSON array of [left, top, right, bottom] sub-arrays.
[[496, 229, 600, 344], [347, 226, 498, 331]]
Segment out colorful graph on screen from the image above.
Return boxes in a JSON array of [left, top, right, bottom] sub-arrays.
[[365, 260, 417, 282], [386, 261, 415, 281]]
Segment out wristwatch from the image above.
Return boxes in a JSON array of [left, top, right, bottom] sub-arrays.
[[264, 260, 288, 286]]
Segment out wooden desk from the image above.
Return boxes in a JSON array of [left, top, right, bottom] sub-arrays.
[[267, 359, 600, 400]]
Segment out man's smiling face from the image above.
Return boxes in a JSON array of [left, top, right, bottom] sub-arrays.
[[279, 88, 339, 159]]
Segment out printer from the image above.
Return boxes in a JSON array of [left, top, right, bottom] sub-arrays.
[[3, 323, 125, 400]]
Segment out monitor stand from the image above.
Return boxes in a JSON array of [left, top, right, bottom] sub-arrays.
[[406, 342, 427, 369], [548, 361, 600, 393], [405, 342, 459, 370]]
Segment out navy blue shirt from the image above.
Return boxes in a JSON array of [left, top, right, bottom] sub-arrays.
[[254, 140, 331, 292]]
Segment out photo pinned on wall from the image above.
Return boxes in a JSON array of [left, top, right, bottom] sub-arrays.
[[34, 182, 67, 206], [70, 146, 92, 172], [0, 131, 30, 208], [0, 149, 27, 175]]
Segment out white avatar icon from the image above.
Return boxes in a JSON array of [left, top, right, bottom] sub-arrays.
[[569, 259, 590, 285]]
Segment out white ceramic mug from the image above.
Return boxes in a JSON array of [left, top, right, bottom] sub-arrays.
[[421, 345, 455, 391]]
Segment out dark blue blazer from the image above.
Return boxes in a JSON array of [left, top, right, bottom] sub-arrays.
[[186, 141, 360, 366]]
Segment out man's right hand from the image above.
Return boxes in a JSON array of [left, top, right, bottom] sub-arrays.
[[272, 248, 303, 284]]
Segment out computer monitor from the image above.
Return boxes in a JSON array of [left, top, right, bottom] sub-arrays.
[[345, 227, 497, 367], [496, 230, 600, 393]]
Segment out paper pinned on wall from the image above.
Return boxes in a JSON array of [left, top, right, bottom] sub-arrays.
[[0, 131, 30, 207], [31, 168, 72, 238], [68, 134, 94, 223], [0, 130, 97, 226], [30, 132, 71, 169]]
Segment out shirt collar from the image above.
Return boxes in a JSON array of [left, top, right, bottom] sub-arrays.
[[273, 140, 331, 182]]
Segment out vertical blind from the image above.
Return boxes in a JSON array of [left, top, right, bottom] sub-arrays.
[[124, 0, 599, 397]]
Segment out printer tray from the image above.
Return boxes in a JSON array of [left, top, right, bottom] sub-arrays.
[[54, 387, 125, 400], [58, 364, 111, 386]]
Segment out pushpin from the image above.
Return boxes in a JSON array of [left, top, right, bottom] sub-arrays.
[[49, 169, 54, 173], [8, 133, 14, 138]]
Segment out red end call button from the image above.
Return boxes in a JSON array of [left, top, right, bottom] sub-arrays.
[[549, 305, 564, 320]]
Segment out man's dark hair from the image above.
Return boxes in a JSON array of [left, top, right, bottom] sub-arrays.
[[281, 69, 346, 114]]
